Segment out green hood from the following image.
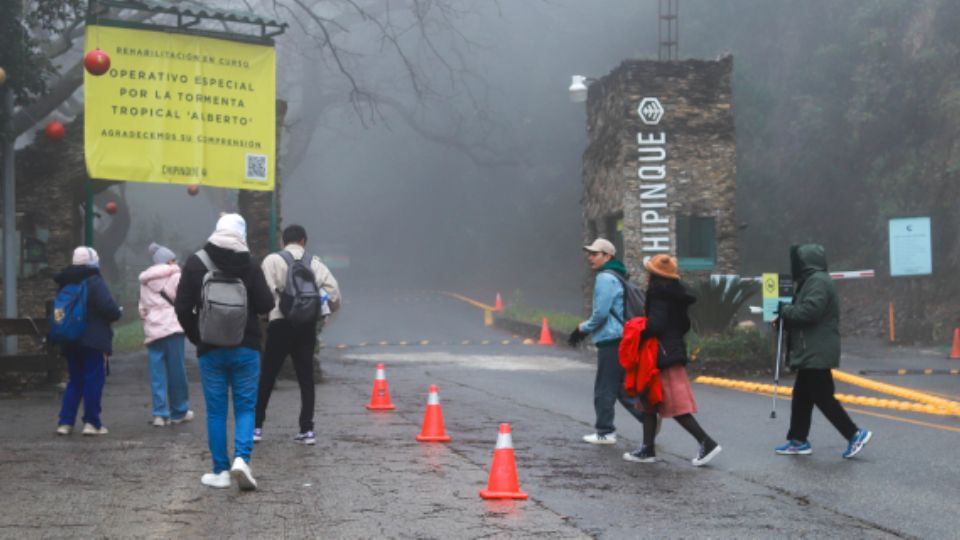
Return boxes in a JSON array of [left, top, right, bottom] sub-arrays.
[[601, 259, 627, 277], [790, 244, 828, 282]]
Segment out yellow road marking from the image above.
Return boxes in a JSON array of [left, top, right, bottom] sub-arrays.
[[522, 338, 534, 345], [501, 340, 511, 345], [898, 369, 907, 375], [832, 369, 960, 413], [379, 341, 388, 346], [439, 291, 496, 311], [420, 340, 430, 346], [481, 340, 490, 345], [336, 344, 347, 349], [845, 407, 960, 434], [399, 341, 408, 346], [924, 368, 934, 375], [461, 340, 471, 345], [696, 379, 960, 434], [694, 376, 959, 417]]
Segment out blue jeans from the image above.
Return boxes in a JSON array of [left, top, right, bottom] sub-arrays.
[[594, 341, 645, 434], [147, 334, 189, 419], [198, 347, 260, 474], [58, 347, 107, 428]]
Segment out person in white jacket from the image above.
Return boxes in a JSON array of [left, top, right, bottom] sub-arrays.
[[254, 225, 341, 445], [139, 243, 193, 427]]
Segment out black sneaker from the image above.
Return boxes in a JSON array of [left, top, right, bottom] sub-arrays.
[[692, 438, 722, 467], [622, 445, 656, 463]]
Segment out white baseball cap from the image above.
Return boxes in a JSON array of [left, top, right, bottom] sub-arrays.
[[583, 238, 616, 256]]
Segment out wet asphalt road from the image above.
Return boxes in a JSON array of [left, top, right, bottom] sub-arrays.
[[1, 287, 958, 538]]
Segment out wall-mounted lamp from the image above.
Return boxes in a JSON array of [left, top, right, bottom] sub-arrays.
[[568, 75, 596, 103]]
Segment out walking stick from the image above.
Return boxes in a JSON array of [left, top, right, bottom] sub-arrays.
[[770, 317, 784, 419]]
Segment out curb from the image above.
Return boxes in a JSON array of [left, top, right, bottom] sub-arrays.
[[492, 315, 575, 348]]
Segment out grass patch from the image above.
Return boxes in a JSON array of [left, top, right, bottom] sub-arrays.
[[112, 320, 145, 354], [499, 305, 581, 334]]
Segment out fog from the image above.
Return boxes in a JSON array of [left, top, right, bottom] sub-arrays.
[[113, 0, 960, 323], [120, 0, 658, 311]]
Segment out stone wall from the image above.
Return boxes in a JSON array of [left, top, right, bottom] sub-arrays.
[[3, 119, 92, 319], [582, 57, 737, 286]]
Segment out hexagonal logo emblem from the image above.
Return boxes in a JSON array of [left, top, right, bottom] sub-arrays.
[[637, 97, 664, 125]]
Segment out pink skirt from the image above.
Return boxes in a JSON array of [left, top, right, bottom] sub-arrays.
[[656, 364, 698, 418]]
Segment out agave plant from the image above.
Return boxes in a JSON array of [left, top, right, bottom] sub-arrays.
[[687, 276, 758, 335]]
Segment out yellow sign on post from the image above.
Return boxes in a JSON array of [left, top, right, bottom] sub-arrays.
[[84, 25, 276, 191], [762, 272, 779, 322]]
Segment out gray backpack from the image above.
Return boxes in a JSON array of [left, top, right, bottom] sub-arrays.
[[602, 270, 647, 323], [277, 250, 321, 325], [196, 250, 247, 347]]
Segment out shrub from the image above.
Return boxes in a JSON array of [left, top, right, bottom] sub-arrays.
[[687, 276, 758, 335], [687, 327, 774, 376]]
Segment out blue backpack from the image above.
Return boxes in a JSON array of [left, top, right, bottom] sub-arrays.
[[49, 280, 89, 343]]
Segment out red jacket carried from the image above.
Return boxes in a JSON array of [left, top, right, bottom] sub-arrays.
[[619, 317, 663, 410]]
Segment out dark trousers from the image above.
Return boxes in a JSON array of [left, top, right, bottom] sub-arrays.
[[255, 319, 317, 433], [594, 341, 645, 434], [787, 369, 858, 442], [58, 347, 107, 428]]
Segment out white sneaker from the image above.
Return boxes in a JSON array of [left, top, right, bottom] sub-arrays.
[[56, 424, 72, 435], [81, 423, 108, 436], [583, 432, 617, 445], [200, 471, 231, 489], [692, 440, 722, 467], [230, 457, 257, 491], [151, 416, 169, 427], [170, 410, 194, 425]]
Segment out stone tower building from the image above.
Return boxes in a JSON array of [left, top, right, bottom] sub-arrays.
[[581, 56, 737, 282]]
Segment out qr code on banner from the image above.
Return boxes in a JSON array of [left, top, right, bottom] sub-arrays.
[[245, 154, 268, 181]]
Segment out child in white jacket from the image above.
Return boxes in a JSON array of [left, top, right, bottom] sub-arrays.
[[139, 243, 193, 426]]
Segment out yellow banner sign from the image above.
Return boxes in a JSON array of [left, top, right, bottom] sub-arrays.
[[84, 26, 276, 191]]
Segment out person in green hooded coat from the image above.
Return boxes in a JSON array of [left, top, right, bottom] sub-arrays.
[[775, 244, 873, 459]]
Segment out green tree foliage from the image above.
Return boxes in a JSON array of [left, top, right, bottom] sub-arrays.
[[0, 0, 83, 127]]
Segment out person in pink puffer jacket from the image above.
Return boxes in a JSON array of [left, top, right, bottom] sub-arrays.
[[139, 243, 193, 427]]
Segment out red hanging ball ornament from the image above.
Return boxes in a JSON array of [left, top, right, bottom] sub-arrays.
[[187, 184, 200, 196], [44, 121, 65, 140], [105, 201, 118, 215], [84, 48, 111, 76]]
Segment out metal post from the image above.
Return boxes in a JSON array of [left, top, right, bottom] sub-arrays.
[[3, 86, 18, 353], [269, 186, 277, 251], [84, 179, 94, 247]]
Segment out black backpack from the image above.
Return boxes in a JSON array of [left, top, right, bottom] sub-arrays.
[[602, 270, 646, 324], [277, 251, 321, 325]]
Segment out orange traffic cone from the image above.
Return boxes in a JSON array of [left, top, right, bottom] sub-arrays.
[[366, 363, 396, 410], [416, 385, 452, 442], [538, 317, 554, 346], [494, 293, 504, 311], [950, 328, 960, 360], [479, 423, 528, 500]]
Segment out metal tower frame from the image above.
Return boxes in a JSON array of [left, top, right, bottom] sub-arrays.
[[658, 0, 679, 61]]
